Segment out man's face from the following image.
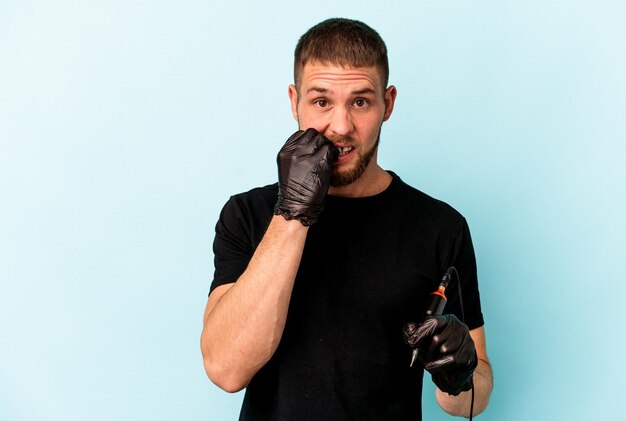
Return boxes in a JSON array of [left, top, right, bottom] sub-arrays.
[[289, 62, 396, 187]]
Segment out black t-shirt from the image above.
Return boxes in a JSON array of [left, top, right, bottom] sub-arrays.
[[211, 172, 484, 421]]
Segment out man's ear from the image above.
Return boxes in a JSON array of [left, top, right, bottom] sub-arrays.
[[288, 84, 299, 122], [383, 85, 397, 122]]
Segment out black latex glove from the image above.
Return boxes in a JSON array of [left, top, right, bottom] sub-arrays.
[[404, 314, 477, 396], [274, 128, 338, 226]]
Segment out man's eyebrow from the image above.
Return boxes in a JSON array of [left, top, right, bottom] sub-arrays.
[[306, 86, 328, 94], [352, 88, 377, 95]]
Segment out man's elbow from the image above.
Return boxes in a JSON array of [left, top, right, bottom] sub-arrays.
[[203, 356, 249, 393]]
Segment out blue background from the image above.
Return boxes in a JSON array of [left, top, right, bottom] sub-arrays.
[[1, 1, 625, 420]]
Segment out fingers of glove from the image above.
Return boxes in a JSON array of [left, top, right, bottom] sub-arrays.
[[423, 336, 474, 371], [428, 350, 476, 395], [323, 139, 339, 163], [404, 316, 447, 349], [278, 130, 323, 185], [310, 140, 337, 174], [403, 322, 419, 346], [274, 129, 337, 226], [280, 128, 327, 157], [278, 130, 337, 181], [405, 315, 474, 366], [425, 332, 477, 373], [424, 355, 455, 372], [425, 320, 467, 358], [278, 130, 306, 157], [306, 133, 338, 172], [286, 127, 324, 147], [286, 129, 306, 145], [303, 138, 335, 186]]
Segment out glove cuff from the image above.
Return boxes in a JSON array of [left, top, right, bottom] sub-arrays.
[[458, 374, 474, 394], [435, 373, 474, 397], [274, 204, 322, 226]]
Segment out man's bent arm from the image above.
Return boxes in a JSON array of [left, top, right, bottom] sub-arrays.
[[200, 215, 308, 392], [436, 326, 493, 417]]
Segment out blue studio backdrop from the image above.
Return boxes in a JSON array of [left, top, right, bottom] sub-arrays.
[[1, 1, 625, 420]]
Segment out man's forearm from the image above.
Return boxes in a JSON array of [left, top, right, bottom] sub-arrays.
[[436, 358, 493, 417], [201, 215, 308, 392]]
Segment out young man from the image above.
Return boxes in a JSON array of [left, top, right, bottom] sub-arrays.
[[201, 18, 493, 420]]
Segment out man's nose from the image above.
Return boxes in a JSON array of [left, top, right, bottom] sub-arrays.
[[328, 107, 353, 137]]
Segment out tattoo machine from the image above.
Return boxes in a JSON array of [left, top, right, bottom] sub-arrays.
[[409, 267, 453, 367]]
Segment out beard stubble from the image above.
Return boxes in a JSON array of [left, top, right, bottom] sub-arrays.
[[329, 131, 381, 187]]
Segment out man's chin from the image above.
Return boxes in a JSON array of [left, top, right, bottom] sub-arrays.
[[330, 167, 363, 187], [330, 176, 352, 188]]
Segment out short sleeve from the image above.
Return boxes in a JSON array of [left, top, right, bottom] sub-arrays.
[[210, 196, 254, 294], [442, 219, 484, 330]]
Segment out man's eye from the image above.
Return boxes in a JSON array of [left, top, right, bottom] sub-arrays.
[[354, 98, 367, 107], [315, 99, 328, 107]]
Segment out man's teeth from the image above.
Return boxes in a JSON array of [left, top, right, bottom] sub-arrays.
[[338, 146, 353, 155]]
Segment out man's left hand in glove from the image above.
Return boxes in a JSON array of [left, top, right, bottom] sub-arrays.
[[404, 314, 478, 396]]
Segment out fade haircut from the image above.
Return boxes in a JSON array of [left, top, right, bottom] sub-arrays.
[[294, 18, 389, 91]]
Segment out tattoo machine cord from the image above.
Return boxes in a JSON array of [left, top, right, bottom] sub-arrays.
[[410, 266, 475, 420]]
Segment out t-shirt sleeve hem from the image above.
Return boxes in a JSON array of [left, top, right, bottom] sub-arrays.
[[465, 314, 485, 331], [209, 278, 237, 295]]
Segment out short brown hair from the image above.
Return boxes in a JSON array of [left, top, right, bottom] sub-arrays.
[[294, 18, 389, 89]]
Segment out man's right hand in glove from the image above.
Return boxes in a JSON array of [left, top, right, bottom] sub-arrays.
[[274, 128, 338, 226], [202, 129, 337, 392]]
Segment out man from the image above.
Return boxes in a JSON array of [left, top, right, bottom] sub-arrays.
[[201, 18, 493, 420]]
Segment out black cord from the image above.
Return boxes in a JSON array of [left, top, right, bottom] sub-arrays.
[[449, 266, 474, 421], [470, 384, 475, 421], [450, 266, 465, 324]]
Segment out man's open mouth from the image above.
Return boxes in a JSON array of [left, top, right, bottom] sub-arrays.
[[337, 146, 354, 156]]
